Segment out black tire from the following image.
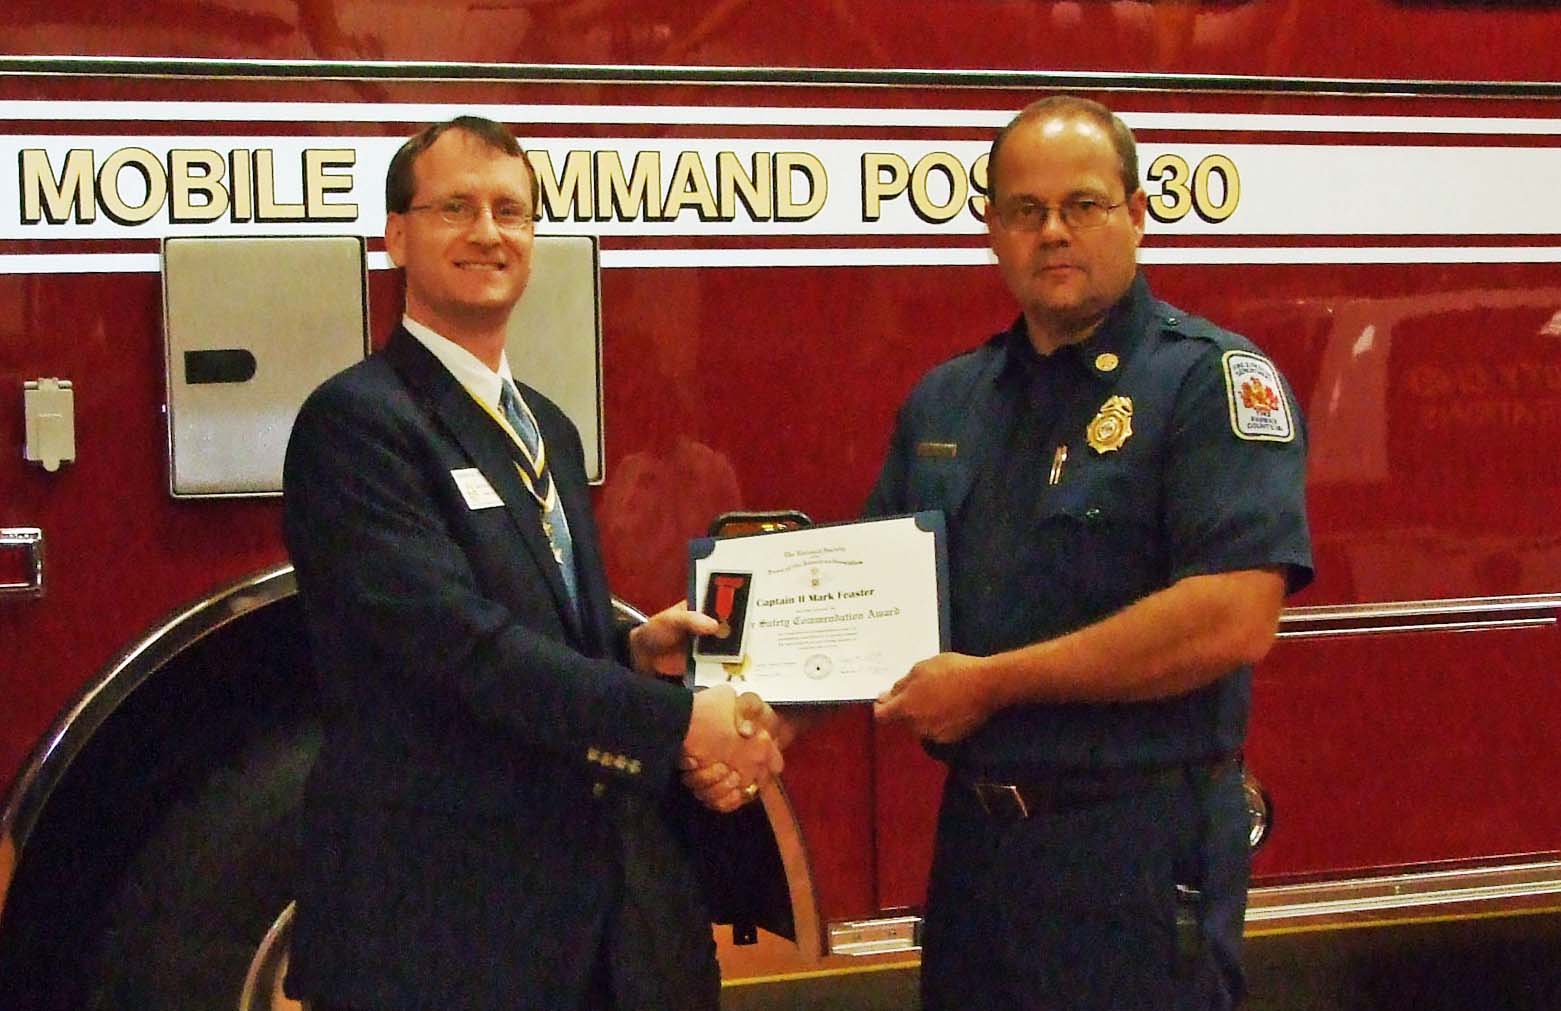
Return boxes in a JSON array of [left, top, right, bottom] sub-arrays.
[[81, 720, 319, 1011]]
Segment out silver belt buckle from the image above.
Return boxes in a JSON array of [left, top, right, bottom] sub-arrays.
[[972, 780, 1030, 819]]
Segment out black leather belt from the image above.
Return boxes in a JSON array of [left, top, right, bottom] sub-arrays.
[[962, 757, 1241, 820]]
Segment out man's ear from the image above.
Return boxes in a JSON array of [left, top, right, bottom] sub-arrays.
[[1127, 187, 1148, 245], [984, 193, 1003, 253], [385, 213, 407, 268]]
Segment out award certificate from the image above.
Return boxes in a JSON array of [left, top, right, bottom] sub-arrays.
[[687, 512, 949, 702]]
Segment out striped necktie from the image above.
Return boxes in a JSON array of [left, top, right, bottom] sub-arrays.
[[499, 379, 579, 615]]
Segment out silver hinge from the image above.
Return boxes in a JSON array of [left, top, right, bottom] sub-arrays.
[[23, 378, 76, 472]]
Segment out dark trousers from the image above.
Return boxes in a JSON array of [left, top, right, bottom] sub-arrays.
[[920, 767, 1250, 1011], [288, 793, 719, 1011], [306, 950, 615, 1011]]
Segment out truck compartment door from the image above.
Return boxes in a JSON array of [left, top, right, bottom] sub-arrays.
[[162, 235, 369, 497]]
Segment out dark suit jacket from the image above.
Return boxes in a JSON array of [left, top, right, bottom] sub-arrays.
[[281, 327, 717, 1010]]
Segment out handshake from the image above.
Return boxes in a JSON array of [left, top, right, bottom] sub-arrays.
[[630, 603, 796, 813], [678, 685, 793, 813]]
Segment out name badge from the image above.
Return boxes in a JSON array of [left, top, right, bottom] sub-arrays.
[[451, 468, 504, 510], [915, 441, 958, 459]]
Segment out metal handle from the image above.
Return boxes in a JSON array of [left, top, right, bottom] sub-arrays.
[[0, 527, 44, 596]]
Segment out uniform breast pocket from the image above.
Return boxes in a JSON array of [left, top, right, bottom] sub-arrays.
[[1032, 482, 1163, 612], [905, 454, 966, 513]]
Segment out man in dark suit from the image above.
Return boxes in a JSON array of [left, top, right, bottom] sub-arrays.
[[281, 116, 782, 1011]]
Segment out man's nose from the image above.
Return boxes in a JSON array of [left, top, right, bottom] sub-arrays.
[[1036, 206, 1072, 242], [465, 206, 503, 241]]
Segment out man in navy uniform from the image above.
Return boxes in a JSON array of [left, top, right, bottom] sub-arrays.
[[282, 116, 782, 1011], [871, 96, 1312, 1010]]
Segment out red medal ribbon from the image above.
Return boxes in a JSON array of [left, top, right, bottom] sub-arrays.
[[713, 575, 745, 622]]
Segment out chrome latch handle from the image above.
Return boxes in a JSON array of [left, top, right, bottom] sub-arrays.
[[0, 527, 44, 596]]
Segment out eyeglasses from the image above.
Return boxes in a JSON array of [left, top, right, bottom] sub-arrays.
[[405, 197, 535, 231], [992, 196, 1124, 232]]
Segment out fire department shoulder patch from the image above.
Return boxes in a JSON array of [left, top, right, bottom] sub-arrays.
[[1222, 350, 1294, 442]]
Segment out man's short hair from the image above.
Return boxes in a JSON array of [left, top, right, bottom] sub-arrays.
[[987, 96, 1140, 202], [385, 115, 540, 214]]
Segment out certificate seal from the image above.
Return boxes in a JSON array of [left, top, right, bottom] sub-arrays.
[[804, 654, 834, 680]]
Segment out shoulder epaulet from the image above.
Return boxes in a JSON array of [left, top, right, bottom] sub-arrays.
[[1151, 305, 1294, 439], [927, 332, 1003, 372], [905, 332, 1008, 409], [1159, 310, 1264, 354], [1159, 311, 1214, 341], [956, 335, 1000, 362]]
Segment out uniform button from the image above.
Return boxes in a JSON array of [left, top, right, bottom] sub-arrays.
[[627, 759, 642, 775], [1084, 507, 1102, 522], [613, 755, 628, 770], [1165, 316, 1180, 327], [592, 782, 606, 798], [587, 747, 600, 762]]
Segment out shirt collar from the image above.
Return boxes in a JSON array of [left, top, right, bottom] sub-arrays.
[[996, 272, 1155, 387], [400, 314, 516, 411]]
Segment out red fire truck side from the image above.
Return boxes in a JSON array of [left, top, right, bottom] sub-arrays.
[[3, 2, 1560, 1007]]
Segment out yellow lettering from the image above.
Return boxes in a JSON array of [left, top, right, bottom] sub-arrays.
[[530, 149, 594, 221], [908, 151, 966, 224], [597, 150, 664, 221], [97, 147, 167, 226], [1148, 153, 1193, 223], [169, 149, 229, 223], [663, 151, 719, 220], [1151, 153, 1242, 224], [1191, 154, 1240, 223], [229, 150, 254, 222], [305, 148, 358, 220], [775, 152, 826, 221], [255, 149, 306, 221], [861, 153, 909, 221], [969, 152, 990, 221], [20, 148, 96, 225], [717, 151, 771, 221]]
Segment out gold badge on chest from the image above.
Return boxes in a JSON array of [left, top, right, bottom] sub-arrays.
[[1086, 395, 1134, 454]]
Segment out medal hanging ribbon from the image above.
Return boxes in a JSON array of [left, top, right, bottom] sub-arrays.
[[470, 379, 579, 614], [496, 380, 555, 512], [712, 575, 745, 638]]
